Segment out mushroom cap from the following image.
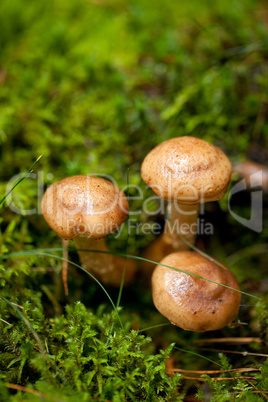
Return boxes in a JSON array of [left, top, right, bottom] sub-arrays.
[[152, 251, 241, 332], [41, 175, 129, 239], [141, 136, 232, 204]]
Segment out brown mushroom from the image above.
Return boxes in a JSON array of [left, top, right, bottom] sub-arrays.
[[141, 136, 232, 275], [234, 159, 268, 192], [41, 175, 136, 286], [152, 251, 241, 332]]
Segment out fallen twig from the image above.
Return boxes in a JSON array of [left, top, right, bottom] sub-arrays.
[[169, 367, 261, 374], [195, 337, 261, 345]]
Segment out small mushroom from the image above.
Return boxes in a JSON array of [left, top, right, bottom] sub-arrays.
[[234, 159, 268, 192], [141, 136, 232, 275], [152, 251, 241, 332], [41, 175, 136, 286]]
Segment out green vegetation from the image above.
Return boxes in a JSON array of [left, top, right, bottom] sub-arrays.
[[0, 300, 181, 401], [0, 0, 268, 400]]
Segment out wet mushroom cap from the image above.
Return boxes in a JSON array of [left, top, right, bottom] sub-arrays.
[[141, 136, 232, 204], [41, 175, 129, 239], [152, 251, 241, 332]]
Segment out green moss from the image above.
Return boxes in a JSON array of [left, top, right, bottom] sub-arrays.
[[0, 299, 182, 401]]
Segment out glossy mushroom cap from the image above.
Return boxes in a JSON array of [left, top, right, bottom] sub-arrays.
[[41, 175, 129, 239], [141, 136, 232, 204], [152, 251, 241, 332]]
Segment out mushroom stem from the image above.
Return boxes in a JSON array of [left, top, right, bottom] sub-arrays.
[[62, 239, 69, 296], [141, 203, 199, 277], [74, 236, 135, 286], [163, 202, 199, 249]]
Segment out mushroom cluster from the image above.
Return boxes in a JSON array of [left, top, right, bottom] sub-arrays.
[[140, 137, 240, 331], [41, 136, 241, 332]]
